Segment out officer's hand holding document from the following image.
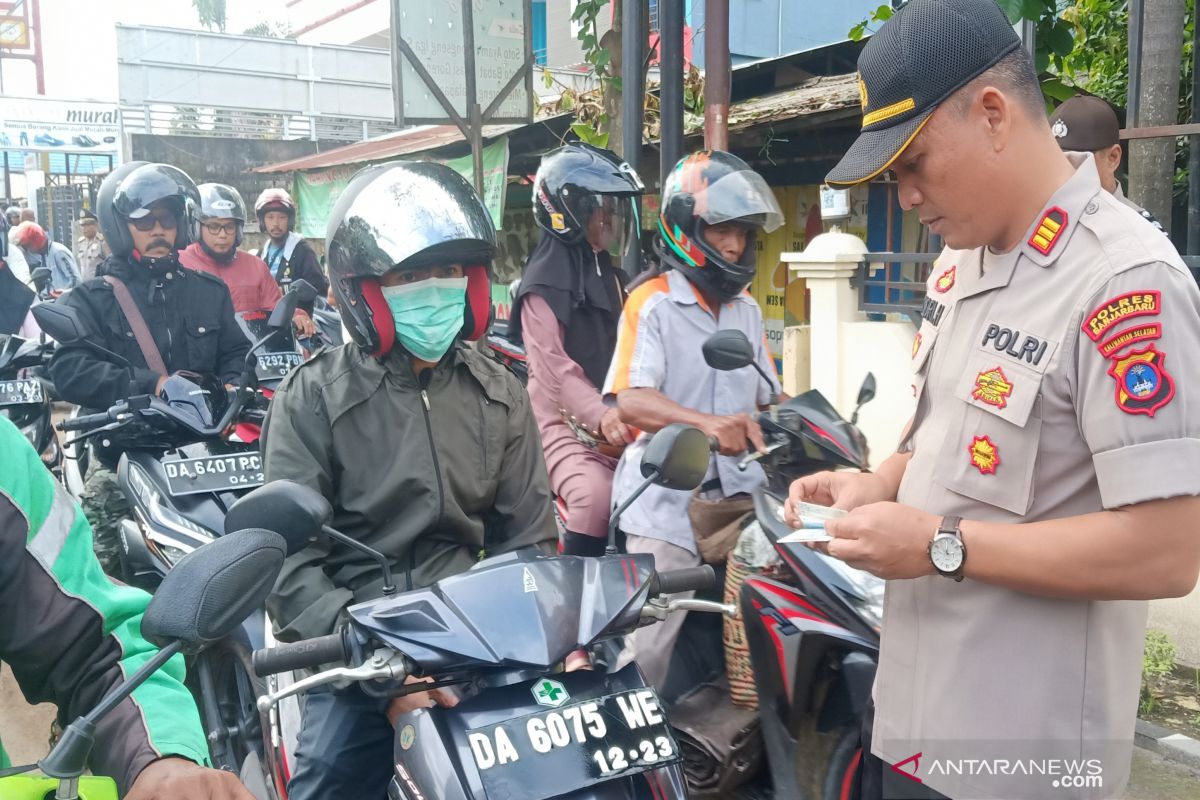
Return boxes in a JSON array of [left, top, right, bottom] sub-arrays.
[[778, 501, 844, 543]]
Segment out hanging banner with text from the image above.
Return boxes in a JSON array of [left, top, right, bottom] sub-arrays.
[[293, 136, 509, 239]]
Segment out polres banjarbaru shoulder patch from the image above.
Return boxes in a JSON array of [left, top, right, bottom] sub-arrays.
[[1082, 290, 1161, 343]]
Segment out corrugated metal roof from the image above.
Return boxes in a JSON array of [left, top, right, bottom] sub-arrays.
[[254, 73, 860, 175], [252, 123, 528, 174], [720, 73, 860, 134]]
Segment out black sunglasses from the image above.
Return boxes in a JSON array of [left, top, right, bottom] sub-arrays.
[[130, 213, 179, 232]]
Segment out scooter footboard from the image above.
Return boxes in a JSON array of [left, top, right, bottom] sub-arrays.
[[389, 664, 688, 799]]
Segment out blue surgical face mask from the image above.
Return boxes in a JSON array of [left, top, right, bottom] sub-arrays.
[[380, 276, 468, 362]]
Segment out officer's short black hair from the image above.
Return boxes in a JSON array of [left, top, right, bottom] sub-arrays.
[[947, 49, 1044, 122]]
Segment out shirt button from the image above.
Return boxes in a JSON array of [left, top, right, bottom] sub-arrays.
[[197, 326, 207, 333], [1085, 201, 1099, 215]]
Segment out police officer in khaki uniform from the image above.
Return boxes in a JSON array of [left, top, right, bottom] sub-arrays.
[[1049, 94, 1166, 233], [75, 208, 110, 280], [786, 1, 1200, 798]]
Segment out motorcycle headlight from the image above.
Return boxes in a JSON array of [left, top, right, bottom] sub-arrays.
[[818, 552, 886, 631], [126, 463, 215, 566]]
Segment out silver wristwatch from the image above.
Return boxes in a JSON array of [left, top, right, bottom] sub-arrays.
[[929, 515, 965, 581]]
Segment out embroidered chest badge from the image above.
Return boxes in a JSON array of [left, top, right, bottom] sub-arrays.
[[1107, 345, 1175, 416], [912, 332, 922, 359], [1028, 206, 1068, 256], [934, 265, 956, 293], [968, 435, 1000, 475], [971, 367, 1013, 410]]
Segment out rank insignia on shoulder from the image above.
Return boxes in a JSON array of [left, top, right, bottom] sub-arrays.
[[1028, 206, 1068, 256], [934, 265, 956, 293], [912, 332, 922, 359], [971, 366, 1013, 410], [968, 435, 1000, 475], [1097, 322, 1162, 359], [1083, 290, 1160, 342], [1108, 345, 1175, 417]]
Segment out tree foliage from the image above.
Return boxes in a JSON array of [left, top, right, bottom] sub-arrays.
[[191, 0, 227, 32]]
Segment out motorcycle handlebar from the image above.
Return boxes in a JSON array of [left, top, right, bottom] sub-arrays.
[[253, 632, 348, 677], [58, 411, 114, 432], [650, 565, 716, 596]]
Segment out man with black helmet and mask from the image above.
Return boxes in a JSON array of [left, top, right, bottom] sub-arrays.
[[261, 161, 555, 799], [47, 162, 250, 574], [180, 183, 317, 336], [604, 151, 783, 687], [507, 143, 643, 556]]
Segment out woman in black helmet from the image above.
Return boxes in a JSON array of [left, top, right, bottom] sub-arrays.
[[260, 161, 555, 800], [507, 143, 645, 556]]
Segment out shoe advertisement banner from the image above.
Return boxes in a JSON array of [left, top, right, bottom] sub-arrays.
[[0, 96, 120, 154]]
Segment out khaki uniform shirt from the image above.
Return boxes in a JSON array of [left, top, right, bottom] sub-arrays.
[[876, 154, 1200, 799], [75, 233, 109, 281]]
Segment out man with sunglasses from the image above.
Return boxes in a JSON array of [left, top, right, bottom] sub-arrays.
[[180, 183, 317, 337], [48, 162, 249, 575]]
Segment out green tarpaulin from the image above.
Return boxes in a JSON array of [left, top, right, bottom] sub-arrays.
[[293, 137, 510, 239]]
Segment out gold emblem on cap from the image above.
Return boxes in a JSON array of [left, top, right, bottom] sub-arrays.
[[857, 75, 869, 110]]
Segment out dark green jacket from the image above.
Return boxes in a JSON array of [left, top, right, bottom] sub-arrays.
[[261, 341, 555, 642]]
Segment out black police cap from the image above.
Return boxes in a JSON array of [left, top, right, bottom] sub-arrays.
[[827, 0, 1022, 187]]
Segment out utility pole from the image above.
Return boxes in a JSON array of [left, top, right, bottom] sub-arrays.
[[703, 0, 730, 151], [659, 0, 685, 189], [621, 0, 646, 275]]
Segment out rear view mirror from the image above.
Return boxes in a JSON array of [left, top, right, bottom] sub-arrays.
[[29, 267, 52, 292], [142, 529, 287, 653], [226, 480, 332, 554], [267, 279, 318, 330], [640, 423, 711, 490], [702, 330, 755, 372], [32, 302, 86, 344], [857, 373, 876, 407]]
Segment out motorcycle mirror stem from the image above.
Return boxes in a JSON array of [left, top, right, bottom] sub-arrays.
[[606, 468, 661, 556], [321, 525, 398, 595], [37, 641, 186, 800]]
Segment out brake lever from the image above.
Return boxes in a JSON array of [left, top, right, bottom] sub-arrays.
[[640, 597, 738, 622], [737, 440, 787, 471], [255, 648, 406, 713]]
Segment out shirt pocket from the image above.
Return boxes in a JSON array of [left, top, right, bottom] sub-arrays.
[[183, 317, 221, 368], [939, 349, 1046, 516]]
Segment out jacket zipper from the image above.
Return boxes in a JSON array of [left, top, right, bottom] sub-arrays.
[[154, 280, 173, 365], [412, 376, 444, 592]]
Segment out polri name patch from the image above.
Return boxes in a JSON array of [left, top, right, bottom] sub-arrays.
[[1083, 290, 1160, 342]]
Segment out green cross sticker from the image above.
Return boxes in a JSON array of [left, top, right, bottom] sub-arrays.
[[532, 677, 569, 708]]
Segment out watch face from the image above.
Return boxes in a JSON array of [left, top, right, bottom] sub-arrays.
[[931, 535, 964, 573]]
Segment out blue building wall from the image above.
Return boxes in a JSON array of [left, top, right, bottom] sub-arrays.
[[692, 0, 879, 67]]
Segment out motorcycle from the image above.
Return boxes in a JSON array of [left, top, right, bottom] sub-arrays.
[[0, 523, 299, 800], [248, 423, 735, 799], [30, 280, 319, 800], [684, 329, 882, 800]]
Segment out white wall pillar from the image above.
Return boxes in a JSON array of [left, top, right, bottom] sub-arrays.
[[782, 231, 869, 408]]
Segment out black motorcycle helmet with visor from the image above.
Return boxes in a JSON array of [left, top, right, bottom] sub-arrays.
[[100, 162, 201, 262], [533, 143, 643, 253], [656, 151, 783, 302], [197, 182, 247, 261], [325, 161, 497, 356]]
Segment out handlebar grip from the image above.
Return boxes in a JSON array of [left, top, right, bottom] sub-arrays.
[[58, 411, 113, 432], [253, 632, 348, 677], [651, 565, 717, 596]]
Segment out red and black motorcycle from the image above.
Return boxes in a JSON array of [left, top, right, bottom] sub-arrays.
[[700, 329, 881, 800]]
